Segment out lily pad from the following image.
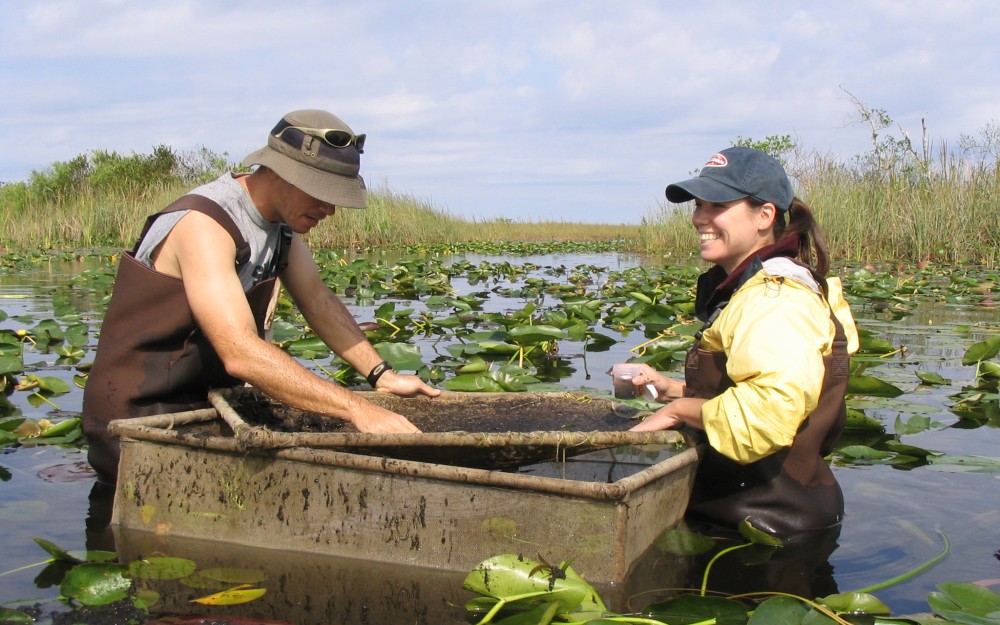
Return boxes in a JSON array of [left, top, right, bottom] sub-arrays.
[[129, 556, 197, 580], [847, 375, 904, 398], [60, 563, 131, 606]]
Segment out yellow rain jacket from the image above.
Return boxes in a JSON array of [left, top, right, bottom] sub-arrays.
[[697, 258, 859, 464]]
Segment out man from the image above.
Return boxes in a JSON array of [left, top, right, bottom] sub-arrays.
[[82, 109, 440, 482]]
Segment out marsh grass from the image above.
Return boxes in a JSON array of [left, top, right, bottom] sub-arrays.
[[642, 148, 1000, 267], [314, 185, 643, 250], [797, 148, 1000, 266], [0, 145, 641, 252], [2, 144, 998, 265]]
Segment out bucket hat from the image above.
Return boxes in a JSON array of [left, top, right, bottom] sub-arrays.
[[242, 109, 367, 208], [665, 147, 793, 211]]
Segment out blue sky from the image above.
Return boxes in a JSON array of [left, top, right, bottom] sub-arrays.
[[2, 1, 998, 224]]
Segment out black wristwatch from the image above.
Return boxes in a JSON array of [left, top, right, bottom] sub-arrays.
[[366, 360, 393, 388]]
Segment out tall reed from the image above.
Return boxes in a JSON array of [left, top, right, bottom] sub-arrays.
[[285, 184, 642, 250], [640, 148, 1000, 267], [3, 143, 997, 266]]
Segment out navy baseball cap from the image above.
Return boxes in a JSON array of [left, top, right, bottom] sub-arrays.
[[665, 146, 793, 211]]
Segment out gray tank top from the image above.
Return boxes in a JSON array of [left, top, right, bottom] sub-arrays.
[[135, 173, 283, 292]]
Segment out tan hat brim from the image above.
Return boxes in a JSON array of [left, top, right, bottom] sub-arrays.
[[242, 147, 367, 209]]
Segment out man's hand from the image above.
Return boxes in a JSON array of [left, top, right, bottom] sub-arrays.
[[374, 371, 442, 399], [351, 402, 422, 434]]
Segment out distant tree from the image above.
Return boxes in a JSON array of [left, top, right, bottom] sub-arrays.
[[958, 119, 1000, 168], [731, 134, 796, 167], [841, 86, 929, 180]]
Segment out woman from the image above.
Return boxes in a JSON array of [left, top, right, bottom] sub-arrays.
[[625, 147, 858, 536]]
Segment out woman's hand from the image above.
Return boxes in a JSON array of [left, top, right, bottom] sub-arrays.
[[629, 397, 707, 432], [629, 364, 685, 402]]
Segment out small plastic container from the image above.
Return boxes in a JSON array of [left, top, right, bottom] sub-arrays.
[[610, 364, 657, 401]]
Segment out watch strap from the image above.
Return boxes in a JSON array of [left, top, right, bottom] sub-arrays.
[[366, 361, 393, 387]]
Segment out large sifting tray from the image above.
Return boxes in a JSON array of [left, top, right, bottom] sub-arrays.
[[210, 386, 677, 469]]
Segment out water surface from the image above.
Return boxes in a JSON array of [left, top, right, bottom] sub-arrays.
[[1, 253, 998, 621]]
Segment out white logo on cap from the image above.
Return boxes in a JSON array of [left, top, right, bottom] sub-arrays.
[[704, 153, 728, 168]]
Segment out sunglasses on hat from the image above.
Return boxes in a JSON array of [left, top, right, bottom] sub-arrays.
[[273, 121, 366, 153]]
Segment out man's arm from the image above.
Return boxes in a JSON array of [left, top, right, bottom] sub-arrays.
[[162, 211, 422, 433], [279, 235, 441, 398]]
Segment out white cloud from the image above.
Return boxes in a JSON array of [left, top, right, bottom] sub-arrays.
[[2, 0, 999, 223]]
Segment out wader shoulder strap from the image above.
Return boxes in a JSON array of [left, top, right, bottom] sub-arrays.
[[133, 194, 252, 268]]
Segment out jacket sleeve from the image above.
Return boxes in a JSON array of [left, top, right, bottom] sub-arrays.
[[826, 277, 860, 355], [699, 278, 834, 464]]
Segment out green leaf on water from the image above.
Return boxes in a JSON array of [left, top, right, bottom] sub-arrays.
[[962, 335, 1000, 365], [129, 556, 197, 580], [494, 601, 561, 625], [508, 325, 568, 345], [844, 408, 884, 431], [374, 342, 426, 372], [926, 454, 1000, 474], [916, 370, 950, 385], [0, 355, 22, 375], [0, 607, 33, 624], [934, 581, 1000, 615], [980, 360, 1000, 380], [457, 360, 489, 374], [33, 537, 82, 563], [847, 375, 904, 398], [892, 414, 937, 435], [196, 567, 268, 585], [33, 375, 71, 395], [655, 528, 716, 556], [463, 554, 607, 619], [645, 593, 749, 625], [60, 563, 132, 606], [747, 596, 808, 625], [39, 417, 81, 438], [286, 336, 330, 359], [738, 518, 784, 547], [133, 588, 160, 609], [442, 373, 506, 392], [835, 445, 897, 461], [859, 335, 896, 354], [927, 582, 1000, 622], [270, 319, 300, 342], [0, 417, 25, 432], [817, 591, 891, 615]]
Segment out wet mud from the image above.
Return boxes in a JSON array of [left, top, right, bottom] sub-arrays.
[[227, 388, 643, 469]]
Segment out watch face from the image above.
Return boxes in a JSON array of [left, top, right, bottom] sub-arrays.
[[368, 361, 392, 386]]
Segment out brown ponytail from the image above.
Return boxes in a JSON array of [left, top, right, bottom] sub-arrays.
[[773, 197, 830, 277]]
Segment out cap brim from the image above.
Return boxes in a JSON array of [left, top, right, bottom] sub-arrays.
[[665, 178, 748, 204], [242, 147, 367, 209]]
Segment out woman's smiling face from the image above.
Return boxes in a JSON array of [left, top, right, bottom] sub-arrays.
[[691, 198, 778, 274]]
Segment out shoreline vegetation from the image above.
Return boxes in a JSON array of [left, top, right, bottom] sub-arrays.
[[2, 111, 998, 266]]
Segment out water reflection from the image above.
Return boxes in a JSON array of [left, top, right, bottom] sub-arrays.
[[85, 485, 842, 623]]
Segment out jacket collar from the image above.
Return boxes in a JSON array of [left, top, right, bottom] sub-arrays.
[[695, 235, 802, 322]]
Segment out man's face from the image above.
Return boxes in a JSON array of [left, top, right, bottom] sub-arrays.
[[279, 181, 337, 234]]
